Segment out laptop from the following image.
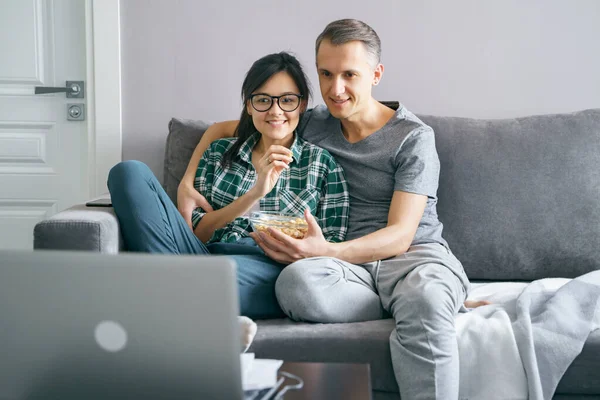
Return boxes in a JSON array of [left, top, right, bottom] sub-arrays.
[[0, 250, 244, 400]]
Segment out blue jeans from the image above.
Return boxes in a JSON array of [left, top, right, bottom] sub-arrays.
[[107, 160, 286, 319]]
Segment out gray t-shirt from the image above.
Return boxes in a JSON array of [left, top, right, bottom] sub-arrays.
[[298, 104, 447, 247]]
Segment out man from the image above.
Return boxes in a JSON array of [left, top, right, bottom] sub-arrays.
[[178, 19, 470, 400]]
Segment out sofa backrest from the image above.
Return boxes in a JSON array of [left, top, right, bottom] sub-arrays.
[[163, 118, 212, 204], [164, 109, 600, 281]]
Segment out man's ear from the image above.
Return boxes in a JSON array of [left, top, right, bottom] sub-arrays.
[[373, 63, 384, 86]]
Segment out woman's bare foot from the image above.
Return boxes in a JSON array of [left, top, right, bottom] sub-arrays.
[[464, 300, 491, 308], [239, 316, 257, 353]]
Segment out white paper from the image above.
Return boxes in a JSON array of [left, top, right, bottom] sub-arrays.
[[240, 353, 283, 391], [240, 353, 255, 381]]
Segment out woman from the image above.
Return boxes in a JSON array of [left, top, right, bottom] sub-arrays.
[[107, 52, 349, 347], [190, 52, 348, 248]]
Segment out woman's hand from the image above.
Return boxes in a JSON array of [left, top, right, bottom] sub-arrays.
[[252, 145, 293, 197]]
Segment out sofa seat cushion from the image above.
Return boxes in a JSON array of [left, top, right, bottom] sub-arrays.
[[251, 318, 399, 393], [251, 318, 600, 395], [251, 279, 600, 395]]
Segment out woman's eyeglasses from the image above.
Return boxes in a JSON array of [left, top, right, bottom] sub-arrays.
[[250, 94, 302, 112]]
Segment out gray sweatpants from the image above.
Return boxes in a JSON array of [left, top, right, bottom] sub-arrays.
[[274, 243, 471, 400]]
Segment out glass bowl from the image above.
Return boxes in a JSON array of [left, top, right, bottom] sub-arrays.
[[249, 211, 308, 239]]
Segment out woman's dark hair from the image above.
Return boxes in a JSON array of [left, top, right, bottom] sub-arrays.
[[220, 52, 311, 168]]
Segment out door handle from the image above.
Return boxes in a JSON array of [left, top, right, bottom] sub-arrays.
[[34, 81, 84, 98]]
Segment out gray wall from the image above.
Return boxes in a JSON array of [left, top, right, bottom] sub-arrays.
[[120, 0, 600, 182]]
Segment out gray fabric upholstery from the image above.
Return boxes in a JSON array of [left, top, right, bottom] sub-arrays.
[[422, 109, 600, 281], [250, 318, 398, 392], [34, 204, 122, 253], [163, 117, 212, 203], [33, 109, 600, 397], [251, 319, 600, 396], [162, 110, 600, 281]]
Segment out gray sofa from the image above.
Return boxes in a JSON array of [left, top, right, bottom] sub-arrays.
[[34, 108, 600, 399]]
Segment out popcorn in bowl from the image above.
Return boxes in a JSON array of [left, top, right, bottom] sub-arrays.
[[249, 211, 308, 239]]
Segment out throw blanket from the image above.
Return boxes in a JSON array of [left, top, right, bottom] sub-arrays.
[[457, 271, 600, 400]]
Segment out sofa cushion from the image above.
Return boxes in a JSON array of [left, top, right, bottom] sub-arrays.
[[163, 117, 212, 203], [422, 109, 600, 280], [34, 204, 123, 253], [250, 318, 398, 393], [163, 109, 600, 281], [250, 318, 600, 396]]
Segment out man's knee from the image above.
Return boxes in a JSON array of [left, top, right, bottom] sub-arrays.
[[398, 264, 464, 322], [275, 258, 343, 322]]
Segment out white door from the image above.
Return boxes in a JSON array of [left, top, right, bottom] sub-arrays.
[[0, 0, 88, 249]]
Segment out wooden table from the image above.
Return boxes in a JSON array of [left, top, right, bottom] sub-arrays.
[[276, 362, 372, 399]]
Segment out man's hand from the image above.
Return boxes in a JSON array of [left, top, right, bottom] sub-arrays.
[[177, 182, 213, 230], [250, 209, 332, 264]]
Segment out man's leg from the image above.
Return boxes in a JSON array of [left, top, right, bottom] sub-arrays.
[[377, 244, 469, 400], [108, 160, 208, 254], [275, 257, 385, 323]]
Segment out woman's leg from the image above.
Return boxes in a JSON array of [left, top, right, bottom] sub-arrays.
[[223, 253, 287, 319], [206, 237, 264, 256], [109, 161, 285, 318], [107, 160, 208, 254]]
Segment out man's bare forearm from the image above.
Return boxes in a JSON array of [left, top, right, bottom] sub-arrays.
[[327, 224, 414, 264], [180, 120, 239, 187], [326, 191, 425, 264]]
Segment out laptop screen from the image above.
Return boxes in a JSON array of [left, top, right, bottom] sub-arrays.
[[0, 250, 243, 400]]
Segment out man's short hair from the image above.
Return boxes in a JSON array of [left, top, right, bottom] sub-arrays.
[[315, 19, 381, 68]]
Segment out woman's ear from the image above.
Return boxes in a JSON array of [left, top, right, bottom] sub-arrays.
[[300, 100, 308, 114], [246, 100, 253, 116]]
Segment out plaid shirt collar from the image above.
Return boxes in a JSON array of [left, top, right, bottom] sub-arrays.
[[236, 131, 303, 165]]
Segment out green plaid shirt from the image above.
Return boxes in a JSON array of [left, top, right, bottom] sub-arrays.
[[192, 132, 349, 244]]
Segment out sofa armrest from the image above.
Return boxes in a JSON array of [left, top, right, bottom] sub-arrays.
[[34, 204, 123, 253]]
